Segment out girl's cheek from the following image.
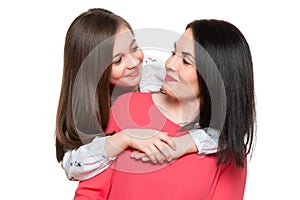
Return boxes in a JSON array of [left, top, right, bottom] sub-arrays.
[[110, 67, 125, 84]]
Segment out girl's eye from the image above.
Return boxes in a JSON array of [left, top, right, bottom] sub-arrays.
[[171, 50, 176, 55], [131, 46, 139, 52], [112, 57, 122, 64]]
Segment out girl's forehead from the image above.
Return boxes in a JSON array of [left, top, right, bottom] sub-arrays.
[[113, 27, 135, 55]]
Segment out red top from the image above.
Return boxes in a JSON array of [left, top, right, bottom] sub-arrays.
[[74, 92, 247, 200]]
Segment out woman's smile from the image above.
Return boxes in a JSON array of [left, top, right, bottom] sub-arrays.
[[164, 74, 177, 82]]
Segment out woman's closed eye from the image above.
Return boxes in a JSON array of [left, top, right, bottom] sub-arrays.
[[171, 50, 192, 65], [183, 58, 192, 65]]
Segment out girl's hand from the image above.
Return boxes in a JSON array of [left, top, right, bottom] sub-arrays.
[[123, 129, 176, 164], [130, 134, 198, 163]]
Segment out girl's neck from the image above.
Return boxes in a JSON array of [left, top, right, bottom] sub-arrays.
[[152, 93, 200, 126], [110, 84, 139, 103]]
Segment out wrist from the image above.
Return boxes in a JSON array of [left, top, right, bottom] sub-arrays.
[[105, 131, 129, 157], [174, 134, 198, 155], [118, 131, 130, 150], [187, 132, 200, 154]]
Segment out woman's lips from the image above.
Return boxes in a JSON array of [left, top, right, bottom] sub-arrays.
[[165, 74, 177, 82]]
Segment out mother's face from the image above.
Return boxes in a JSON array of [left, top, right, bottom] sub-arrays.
[[110, 26, 144, 87], [162, 28, 200, 100]]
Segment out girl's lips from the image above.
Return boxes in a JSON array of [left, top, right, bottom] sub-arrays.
[[125, 69, 139, 77], [165, 75, 177, 82]]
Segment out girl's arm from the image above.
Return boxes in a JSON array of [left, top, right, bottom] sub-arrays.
[[62, 136, 115, 181], [105, 129, 176, 163], [62, 129, 176, 181], [189, 127, 220, 155]]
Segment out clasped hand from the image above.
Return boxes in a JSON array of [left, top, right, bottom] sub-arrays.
[[122, 129, 184, 164]]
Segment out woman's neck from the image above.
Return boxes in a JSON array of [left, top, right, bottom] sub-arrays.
[[152, 93, 200, 126]]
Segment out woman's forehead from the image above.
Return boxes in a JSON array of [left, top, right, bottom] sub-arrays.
[[175, 29, 195, 56]]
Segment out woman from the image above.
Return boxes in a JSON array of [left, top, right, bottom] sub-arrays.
[[56, 8, 217, 181], [74, 19, 256, 200]]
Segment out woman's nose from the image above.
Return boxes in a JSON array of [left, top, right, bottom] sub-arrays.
[[165, 54, 180, 71]]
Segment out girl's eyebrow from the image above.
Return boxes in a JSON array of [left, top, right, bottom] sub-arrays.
[[129, 39, 136, 47], [113, 39, 136, 59]]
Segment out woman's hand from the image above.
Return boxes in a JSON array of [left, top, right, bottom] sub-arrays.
[[123, 129, 176, 164]]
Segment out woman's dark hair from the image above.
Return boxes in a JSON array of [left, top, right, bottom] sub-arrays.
[[55, 8, 133, 162], [187, 19, 256, 167]]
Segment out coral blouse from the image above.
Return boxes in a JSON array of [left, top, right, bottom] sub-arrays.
[[74, 92, 246, 200]]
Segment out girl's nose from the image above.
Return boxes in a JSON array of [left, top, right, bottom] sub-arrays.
[[125, 52, 142, 69]]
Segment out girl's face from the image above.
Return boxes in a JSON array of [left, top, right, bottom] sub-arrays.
[[110, 26, 144, 87], [162, 28, 200, 100]]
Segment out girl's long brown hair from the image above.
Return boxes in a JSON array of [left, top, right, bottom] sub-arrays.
[[55, 8, 133, 162]]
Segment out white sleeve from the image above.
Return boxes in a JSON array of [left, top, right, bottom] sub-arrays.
[[189, 127, 220, 155], [139, 55, 166, 93], [61, 136, 116, 181]]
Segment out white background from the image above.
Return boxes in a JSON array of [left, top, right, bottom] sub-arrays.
[[1, 0, 299, 199]]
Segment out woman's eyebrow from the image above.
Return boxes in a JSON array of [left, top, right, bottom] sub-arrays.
[[174, 42, 195, 59], [182, 51, 196, 60]]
